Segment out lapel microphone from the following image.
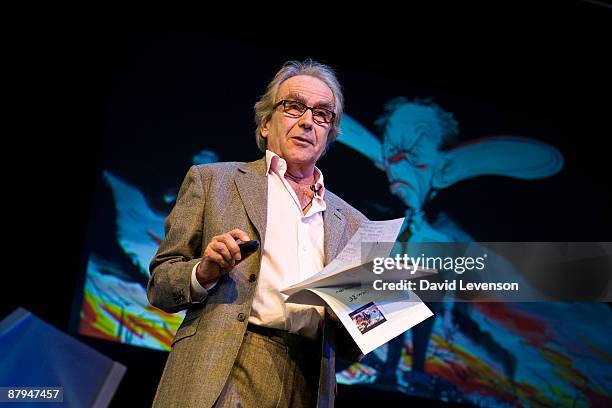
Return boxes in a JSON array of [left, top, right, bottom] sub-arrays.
[[310, 184, 321, 196]]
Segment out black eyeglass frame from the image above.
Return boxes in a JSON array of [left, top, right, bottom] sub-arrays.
[[273, 99, 336, 125]]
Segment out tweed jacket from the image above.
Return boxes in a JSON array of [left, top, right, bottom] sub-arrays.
[[147, 157, 367, 407]]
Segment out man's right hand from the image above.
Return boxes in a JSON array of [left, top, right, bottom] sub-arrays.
[[195, 229, 251, 287]]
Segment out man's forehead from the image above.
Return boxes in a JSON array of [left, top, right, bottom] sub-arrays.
[[277, 75, 334, 105]]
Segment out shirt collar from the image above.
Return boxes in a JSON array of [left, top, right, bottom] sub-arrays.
[[265, 150, 326, 199]]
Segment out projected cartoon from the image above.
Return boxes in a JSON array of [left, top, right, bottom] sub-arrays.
[[78, 150, 219, 350], [76, 101, 612, 407], [335, 98, 611, 407]]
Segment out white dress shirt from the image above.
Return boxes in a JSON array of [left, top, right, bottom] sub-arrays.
[[191, 150, 326, 339]]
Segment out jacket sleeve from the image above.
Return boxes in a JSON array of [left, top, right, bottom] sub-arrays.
[[147, 165, 210, 313]]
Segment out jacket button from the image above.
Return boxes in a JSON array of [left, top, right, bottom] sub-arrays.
[[248, 274, 256, 283], [237, 312, 246, 322]]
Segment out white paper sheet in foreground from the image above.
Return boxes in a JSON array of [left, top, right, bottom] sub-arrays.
[[282, 218, 436, 355]]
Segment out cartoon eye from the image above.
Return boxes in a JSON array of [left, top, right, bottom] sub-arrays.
[[388, 152, 407, 163]]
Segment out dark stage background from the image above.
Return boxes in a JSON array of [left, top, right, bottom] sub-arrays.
[[5, 3, 612, 407]]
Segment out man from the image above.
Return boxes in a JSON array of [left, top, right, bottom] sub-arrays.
[[148, 60, 367, 408]]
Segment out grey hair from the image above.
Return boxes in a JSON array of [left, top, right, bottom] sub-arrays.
[[375, 97, 460, 149], [254, 59, 344, 153]]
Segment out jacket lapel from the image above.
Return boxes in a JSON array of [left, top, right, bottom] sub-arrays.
[[234, 157, 268, 247], [235, 156, 347, 265], [323, 194, 347, 266]]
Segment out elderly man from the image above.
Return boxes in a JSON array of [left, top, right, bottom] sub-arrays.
[[148, 60, 366, 408]]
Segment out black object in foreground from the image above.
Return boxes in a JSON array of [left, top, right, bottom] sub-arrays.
[[238, 240, 259, 258]]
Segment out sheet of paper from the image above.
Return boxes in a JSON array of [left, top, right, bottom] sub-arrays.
[[282, 218, 406, 296], [334, 218, 407, 263], [283, 262, 437, 296], [301, 286, 433, 355], [282, 217, 436, 355]]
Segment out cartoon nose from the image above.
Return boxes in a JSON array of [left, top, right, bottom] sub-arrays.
[[386, 163, 401, 178]]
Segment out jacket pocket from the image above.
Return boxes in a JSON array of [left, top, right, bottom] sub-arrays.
[[171, 308, 202, 347]]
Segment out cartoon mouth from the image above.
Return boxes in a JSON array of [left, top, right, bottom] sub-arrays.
[[390, 180, 413, 190]]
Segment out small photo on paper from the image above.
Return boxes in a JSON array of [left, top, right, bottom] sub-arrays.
[[349, 302, 387, 334]]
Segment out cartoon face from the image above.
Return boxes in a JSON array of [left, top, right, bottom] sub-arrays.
[[382, 103, 445, 210]]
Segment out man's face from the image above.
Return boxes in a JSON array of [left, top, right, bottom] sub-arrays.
[[382, 104, 444, 210], [262, 75, 334, 168]]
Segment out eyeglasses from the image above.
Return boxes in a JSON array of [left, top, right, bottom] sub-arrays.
[[274, 99, 336, 125]]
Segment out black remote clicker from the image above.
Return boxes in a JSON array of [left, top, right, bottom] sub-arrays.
[[238, 240, 259, 258]]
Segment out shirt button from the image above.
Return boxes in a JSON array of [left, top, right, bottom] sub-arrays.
[[237, 312, 246, 322], [248, 274, 256, 283]]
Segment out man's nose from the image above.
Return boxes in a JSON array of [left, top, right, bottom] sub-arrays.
[[298, 109, 314, 128]]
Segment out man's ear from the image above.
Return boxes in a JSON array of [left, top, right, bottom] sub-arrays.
[[261, 119, 269, 139]]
